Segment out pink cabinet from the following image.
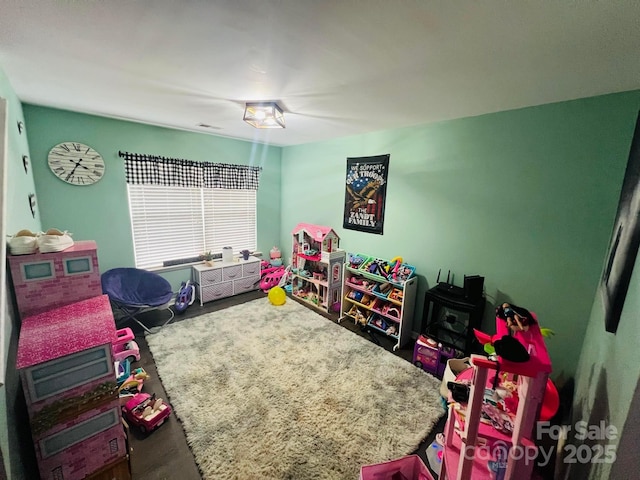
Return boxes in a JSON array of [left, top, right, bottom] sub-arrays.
[[17, 295, 129, 480]]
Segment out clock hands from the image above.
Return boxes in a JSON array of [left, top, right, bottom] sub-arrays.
[[68, 158, 90, 170], [66, 158, 90, 181]]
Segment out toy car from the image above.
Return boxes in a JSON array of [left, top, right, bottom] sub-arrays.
[[113, 327, 140, 364], [122, 392, 171, 433]]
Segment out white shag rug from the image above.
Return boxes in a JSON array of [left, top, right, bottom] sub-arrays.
[[146, 298, 444, 480]]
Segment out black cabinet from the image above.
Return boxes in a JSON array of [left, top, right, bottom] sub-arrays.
[[421, 287, 485, 356]]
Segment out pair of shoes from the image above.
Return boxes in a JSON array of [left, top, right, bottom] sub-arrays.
[[7, 229, 38, 255], [38, 228, 74, 253], [7, 228, 74, 255]]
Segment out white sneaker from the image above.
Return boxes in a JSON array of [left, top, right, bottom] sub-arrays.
[[38, 228, 74, 253], [7, 229, 38, 255]]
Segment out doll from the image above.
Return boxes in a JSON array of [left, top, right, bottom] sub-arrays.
[[496, 302, 534, 333]]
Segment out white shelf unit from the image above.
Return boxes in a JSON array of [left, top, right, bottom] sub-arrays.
[[192, 256, 261, 305], [340, 256, 417, 351]]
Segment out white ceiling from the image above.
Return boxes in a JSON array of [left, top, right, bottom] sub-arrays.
[[1, 1, 640, 147]]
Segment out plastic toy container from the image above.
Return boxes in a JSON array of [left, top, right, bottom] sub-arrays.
[[390, 263, 416, 285], [347, 253, 370, 270], [359, 257, 388, 277], [372, 282, 392, 299], [360, 454, 434, 480]]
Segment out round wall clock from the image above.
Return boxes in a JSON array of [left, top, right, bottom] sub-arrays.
[[47, 142, 105, 186]]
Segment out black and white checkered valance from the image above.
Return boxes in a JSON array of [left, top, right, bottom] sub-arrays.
[[119, 151, 261, 190]]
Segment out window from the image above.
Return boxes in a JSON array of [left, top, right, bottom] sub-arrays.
[[121, 153, 260, 270], [128, 185, 257, 269]]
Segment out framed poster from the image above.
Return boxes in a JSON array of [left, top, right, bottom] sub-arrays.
[[343, 154, 389, 235], [601, 111, 640, 333]]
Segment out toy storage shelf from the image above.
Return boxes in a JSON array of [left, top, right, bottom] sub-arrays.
[[339, 253, 417, 351], [192, 256, 261, 305], [440, 316, 552, 480]]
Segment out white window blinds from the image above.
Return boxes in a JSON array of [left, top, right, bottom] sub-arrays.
[[128, 185, 257, 269]]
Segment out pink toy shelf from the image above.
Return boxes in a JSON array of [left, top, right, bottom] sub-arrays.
[[440, 315, 553, 480]]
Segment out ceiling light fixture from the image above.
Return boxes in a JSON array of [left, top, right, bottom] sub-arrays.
[[243, 102, 285, 129]]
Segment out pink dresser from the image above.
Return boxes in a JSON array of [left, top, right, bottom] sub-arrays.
[[8, 240, 102, 319], [17, 295, 130, 480]]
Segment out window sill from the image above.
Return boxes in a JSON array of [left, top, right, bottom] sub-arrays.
[[146, 251, 263, 274]]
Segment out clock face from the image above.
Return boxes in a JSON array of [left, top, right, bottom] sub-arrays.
[[48, 142, 105, 186]]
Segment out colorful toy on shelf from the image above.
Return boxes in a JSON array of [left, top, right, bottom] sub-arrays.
[[113, 327, 140, 364], [349, 253, 366, 269], [347, 305, 368, 325], [387, 256, 403, 272], [122, 392, 172, 433]]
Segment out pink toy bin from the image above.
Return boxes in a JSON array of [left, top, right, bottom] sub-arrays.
[[360, 454, 434, 480]]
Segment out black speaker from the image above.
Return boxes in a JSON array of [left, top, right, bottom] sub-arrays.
[[464, 275, 484, 302]]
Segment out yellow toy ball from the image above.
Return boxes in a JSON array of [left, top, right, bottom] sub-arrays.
[[268, 286, 287, 306]]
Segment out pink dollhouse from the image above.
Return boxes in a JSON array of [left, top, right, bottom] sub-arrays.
[[17, 295, 129, 480], [291, 223, 340, 263], [290, 223, 345, 313]]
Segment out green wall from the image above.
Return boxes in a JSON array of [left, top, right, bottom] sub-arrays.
[[569, 129, 640, 477], [1, 67, 41, 480], [281, 91, 640, 380], [566, 251, 640, 479], [23, 105, 282, 290]]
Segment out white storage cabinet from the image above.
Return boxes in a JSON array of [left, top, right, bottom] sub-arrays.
[[192, 256, 261, 305]]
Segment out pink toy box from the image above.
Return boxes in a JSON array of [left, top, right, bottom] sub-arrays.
[[360, 454, 434, 480]]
